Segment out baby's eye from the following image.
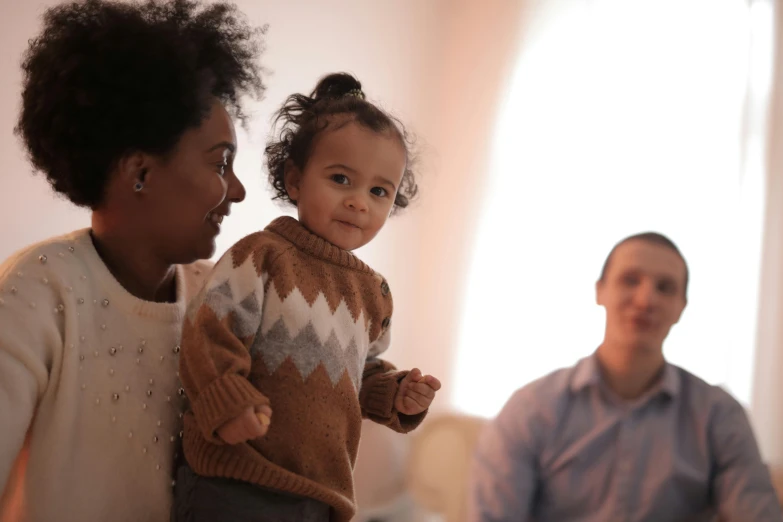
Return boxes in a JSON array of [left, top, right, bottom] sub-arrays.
[[331, 174, 349, 185], [370, 187, 388, 197]]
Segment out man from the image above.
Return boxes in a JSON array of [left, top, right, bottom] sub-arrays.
[[468, 232, 782, 521]]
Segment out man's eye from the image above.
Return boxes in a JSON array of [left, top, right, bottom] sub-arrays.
[[622, 275, 639, 287]]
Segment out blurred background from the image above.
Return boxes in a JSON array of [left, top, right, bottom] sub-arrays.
[[1, 0, 782, 520]]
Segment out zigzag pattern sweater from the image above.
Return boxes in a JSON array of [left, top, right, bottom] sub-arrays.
[[180, 216, 425, 521]]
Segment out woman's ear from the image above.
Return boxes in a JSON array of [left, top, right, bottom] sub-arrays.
[[116, 152, 149, 186], [284, 159, 301, 202], [113, 151, 156, 196]]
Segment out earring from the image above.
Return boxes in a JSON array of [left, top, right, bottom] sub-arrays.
[[134, 167, 148, 193]]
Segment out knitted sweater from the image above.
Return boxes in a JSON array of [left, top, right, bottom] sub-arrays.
[[0, 229, 211, 522], [180, 216, 425, 522]]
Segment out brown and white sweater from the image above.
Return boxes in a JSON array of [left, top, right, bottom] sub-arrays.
[[179, 216, 425, 521]]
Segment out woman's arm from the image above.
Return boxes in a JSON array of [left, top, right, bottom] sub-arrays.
[[0, 258, 59, 495]]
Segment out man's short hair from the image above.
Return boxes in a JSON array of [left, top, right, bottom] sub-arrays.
[[599, 232, 689, 298]]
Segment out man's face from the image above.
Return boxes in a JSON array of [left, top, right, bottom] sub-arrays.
[[596, 239, 687, 354]]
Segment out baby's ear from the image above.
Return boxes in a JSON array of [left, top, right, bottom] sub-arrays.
[[283, 159, 301, 202]]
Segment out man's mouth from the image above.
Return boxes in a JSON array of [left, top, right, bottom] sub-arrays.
[[630, 317, 652, 330]]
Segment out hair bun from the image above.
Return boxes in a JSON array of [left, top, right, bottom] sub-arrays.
[[311, 72, 364, 101]]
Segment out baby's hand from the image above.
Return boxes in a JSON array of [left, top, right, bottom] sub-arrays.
[[216, 404, 272, 444], [394, 368, 441, 416]]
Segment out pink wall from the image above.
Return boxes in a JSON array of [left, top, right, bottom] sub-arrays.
[[404, 0, 529, 411], [0, 0, 454, 516], [0, 0, 447, 389], [752, 0, 783, 484]]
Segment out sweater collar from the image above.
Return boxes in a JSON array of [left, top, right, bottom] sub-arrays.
[[68, 229, 188, 322], [266, 216, 374, 274]]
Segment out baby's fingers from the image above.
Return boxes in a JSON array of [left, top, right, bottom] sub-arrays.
[[416, 375, 442, 391]]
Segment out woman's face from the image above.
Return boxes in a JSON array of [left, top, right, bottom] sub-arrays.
[[140, 101, 246, 263]]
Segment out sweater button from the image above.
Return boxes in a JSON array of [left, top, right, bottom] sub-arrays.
[[382, 317, 391, 329]]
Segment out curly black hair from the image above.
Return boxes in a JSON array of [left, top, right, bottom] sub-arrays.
[[16, 0, 267, 208], [265, 72, 419, 211]]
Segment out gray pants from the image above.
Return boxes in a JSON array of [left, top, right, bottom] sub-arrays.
[[172, 465, 331, 522]]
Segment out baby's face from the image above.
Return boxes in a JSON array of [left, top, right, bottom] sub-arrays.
[[285, 120, 406, 251]]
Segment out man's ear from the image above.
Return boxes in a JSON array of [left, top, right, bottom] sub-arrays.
[[595, 279, 605, 306], [672, 297, 687, 325]]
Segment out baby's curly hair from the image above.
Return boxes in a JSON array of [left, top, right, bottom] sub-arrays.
[[265, 72, 419, 211], [16, 0, 266, 208]]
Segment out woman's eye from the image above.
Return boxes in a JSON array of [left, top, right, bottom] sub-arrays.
[[370, 187, 388, 197], [331, 174, 349, 185]]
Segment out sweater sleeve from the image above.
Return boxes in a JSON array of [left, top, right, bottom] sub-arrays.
[[0, 260, 59, 495], [179, 239, 271, 444], [359, 328, 427, 433]]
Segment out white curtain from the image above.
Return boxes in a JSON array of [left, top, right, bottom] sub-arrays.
[[454, 0, 775, 438]]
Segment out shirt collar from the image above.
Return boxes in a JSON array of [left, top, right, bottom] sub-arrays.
[[570, 352, 680, 399], [570, 354, 602, 392]]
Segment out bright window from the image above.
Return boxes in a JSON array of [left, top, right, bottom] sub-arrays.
[[454, 0, 773, 418]]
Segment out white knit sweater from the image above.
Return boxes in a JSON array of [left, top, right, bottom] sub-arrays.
[[0, 229, 210, 522]]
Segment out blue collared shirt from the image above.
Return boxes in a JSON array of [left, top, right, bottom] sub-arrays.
[[468, 354, 782, 522]]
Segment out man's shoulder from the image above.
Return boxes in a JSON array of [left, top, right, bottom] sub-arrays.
[[500, 362, 581, 420], [668, 364, 751, 436], [516, 365, 575, 398], [672, 364, 743, 409]]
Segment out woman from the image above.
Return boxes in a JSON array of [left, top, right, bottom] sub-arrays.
[[0, 1, 265, 520]]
